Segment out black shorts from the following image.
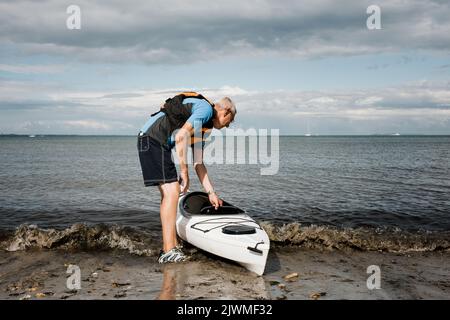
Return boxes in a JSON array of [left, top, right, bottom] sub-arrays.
[[137, 135, 178, 187]]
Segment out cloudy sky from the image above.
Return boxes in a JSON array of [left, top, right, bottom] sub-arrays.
[[1, 0, 449, 135]]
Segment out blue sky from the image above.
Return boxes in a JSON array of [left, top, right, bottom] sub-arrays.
[[1, 0, 450, 135]]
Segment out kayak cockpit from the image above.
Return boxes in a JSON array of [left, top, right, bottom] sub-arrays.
[[179, 191, 245, 217]]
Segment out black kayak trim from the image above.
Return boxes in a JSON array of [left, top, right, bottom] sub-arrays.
[[180, 191, 245, 217], [222, 225, 256, 235]]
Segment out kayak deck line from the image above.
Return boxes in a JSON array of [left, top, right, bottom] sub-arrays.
[[190, 217, 263, 233]]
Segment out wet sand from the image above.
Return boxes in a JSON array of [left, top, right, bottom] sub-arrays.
[[0, 247, 449, 300]]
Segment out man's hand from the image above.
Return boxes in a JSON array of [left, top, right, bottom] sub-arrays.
[[208, 192, 223, 210], [179, 172, 190, 194]]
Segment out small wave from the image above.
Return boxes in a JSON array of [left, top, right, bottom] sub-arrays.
[[1, 222, 449, 255], [0, 224, 158, 256], [260, 222, 450, 252]]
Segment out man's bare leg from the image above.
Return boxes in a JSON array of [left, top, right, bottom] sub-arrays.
[[158, 181, 180, 253]]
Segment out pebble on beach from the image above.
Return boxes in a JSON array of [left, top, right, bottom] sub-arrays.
[[283, 272, 299, 282], [310, 292, 327, 300], [112, 281, 131, 288]]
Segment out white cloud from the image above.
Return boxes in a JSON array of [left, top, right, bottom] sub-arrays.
[[63, 120, 112, 130], [1, 81, 449, 134], [307, 97, 336, 104], [355, 96, 384, 106]]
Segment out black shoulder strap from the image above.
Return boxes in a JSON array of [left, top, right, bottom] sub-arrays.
[[178, 91, 214, 107]]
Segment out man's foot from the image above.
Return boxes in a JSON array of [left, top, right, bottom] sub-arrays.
[[158, 246, 188, 264]]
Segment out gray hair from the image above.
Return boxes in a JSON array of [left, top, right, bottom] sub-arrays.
[[217, 97, 236, 121]]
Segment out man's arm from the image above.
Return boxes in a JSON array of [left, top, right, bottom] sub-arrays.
[[194, 163, 214, 193], [195, 163, 223, 209], [175, 122, 194, 193]]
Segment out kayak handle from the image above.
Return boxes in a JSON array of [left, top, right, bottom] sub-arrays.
[[247, 241, 265, 255]]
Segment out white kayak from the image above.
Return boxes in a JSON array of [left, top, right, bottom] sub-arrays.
[[176, 191, 270, 276]]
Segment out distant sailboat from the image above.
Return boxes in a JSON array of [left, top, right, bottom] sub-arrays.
[[392, 133, 400, 136], [305, 119, 312, 136]]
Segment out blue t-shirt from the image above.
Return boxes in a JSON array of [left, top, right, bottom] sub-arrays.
[[184, 98, 214, 128]]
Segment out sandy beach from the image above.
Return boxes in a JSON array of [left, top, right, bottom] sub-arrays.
[[1, 245, 449, 300]]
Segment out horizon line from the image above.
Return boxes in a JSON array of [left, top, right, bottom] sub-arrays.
[[1, 133, 450, 137]]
